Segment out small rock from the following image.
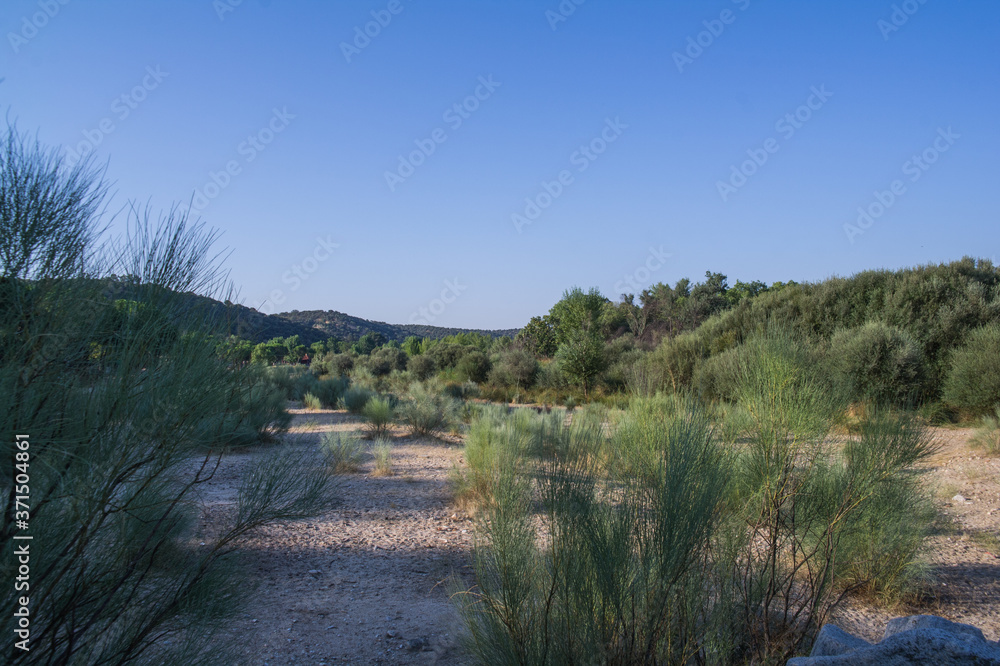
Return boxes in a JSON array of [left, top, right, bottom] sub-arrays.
[[407, 639, 424, 651], [952, 494, 966, 503], [386, 630, 397, 638]]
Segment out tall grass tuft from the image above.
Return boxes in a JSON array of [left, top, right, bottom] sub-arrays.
[[303, 392, 322, 411], [362, 396, 394, 438], [970, 406, 1000, 455], [372, 439, 394, 476], [321, 431, 365, 473]]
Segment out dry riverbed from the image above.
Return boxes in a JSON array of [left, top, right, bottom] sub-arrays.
[[198, 411, 1000, 664]]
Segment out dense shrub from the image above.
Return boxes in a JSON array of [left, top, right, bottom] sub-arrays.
[[647, 330, 705, 393], [342, 386, 375, 414], [366, 346, 407, 377], [312, 375, 349, 408], [943, 323, 1000, 415], [408, 353, 437, 381], [457, 350, 492, 383], [489, 348, 538, 390], [398, 382, 461, 436], [828, 321, 925, 406], [458, 330, 935, 663]]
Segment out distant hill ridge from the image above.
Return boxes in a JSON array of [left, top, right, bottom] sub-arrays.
[[274, 309, 520, 344]]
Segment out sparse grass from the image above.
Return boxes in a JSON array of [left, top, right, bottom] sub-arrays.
[[321, 431, 365, 473], [372, 440, 393, 476], [969, 528, 1000, 554], [969, 407, 1000, 455], [303, 392, 322, 411]]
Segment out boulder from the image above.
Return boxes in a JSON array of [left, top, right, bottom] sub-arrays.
[[787, 615, 1000, 665]]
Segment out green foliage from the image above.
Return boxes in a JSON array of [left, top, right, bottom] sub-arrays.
[[828, 321, 925, 406], [457, 332, 935, 663], [407, 353, 437, 380], [489, 348, 538, 390], [943, 322, 1000, 415], [515, 315, 557, 357], [303, 392, 322, 410], [0, 125, 333, 664], [648, 330, 706, 393], [402, 335, 424, 356], [352, 331, 386, 355], [312, 376, 349, 408], [342, 386, 376, 414], [457, 349, 491, 383], [365, 345, 407, 377], [321, 431, 365, 473], [398, 381, 461, 436], [361, 396, 394, 437], [554, 328, 607, 397], [547, 286, 608, 345]]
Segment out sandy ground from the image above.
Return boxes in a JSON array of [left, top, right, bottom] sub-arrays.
[[199, 411, 999, 664], [829, 426, 1000, 643], [198, 408, 474, 665]]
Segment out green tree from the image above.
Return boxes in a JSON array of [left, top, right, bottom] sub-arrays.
[[515, 315, 557, 357], [555, 328, 607, 398], [548, 286, 608, 345]]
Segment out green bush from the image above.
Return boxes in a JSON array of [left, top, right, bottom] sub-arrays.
[[398, 382, 461, 436], [828, 321, 925, 406], [321, 431, 365, 473], [361, 396, 394, 438], [0, 126, 332, 664], [342, 386, 376, 414], [943, 323, 1000, 415], [303, 392, 322, 410], [647, 331, 705, 393], [488, 348, 538, 390], [457, 331, 935, 663], [408, 353, 437, 381], [457, 350, 492, 383], [312, 375, 349, 408]]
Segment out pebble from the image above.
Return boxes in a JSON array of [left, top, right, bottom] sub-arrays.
[[953, 494, 967, 503]]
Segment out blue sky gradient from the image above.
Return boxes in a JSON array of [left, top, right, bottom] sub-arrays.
[[3, 0, 997, 329]]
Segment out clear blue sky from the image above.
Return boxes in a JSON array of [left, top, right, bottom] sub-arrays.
[[3, 0, 997, 329]]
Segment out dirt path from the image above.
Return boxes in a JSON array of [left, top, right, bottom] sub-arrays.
[[204, 408, 475, 665]]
